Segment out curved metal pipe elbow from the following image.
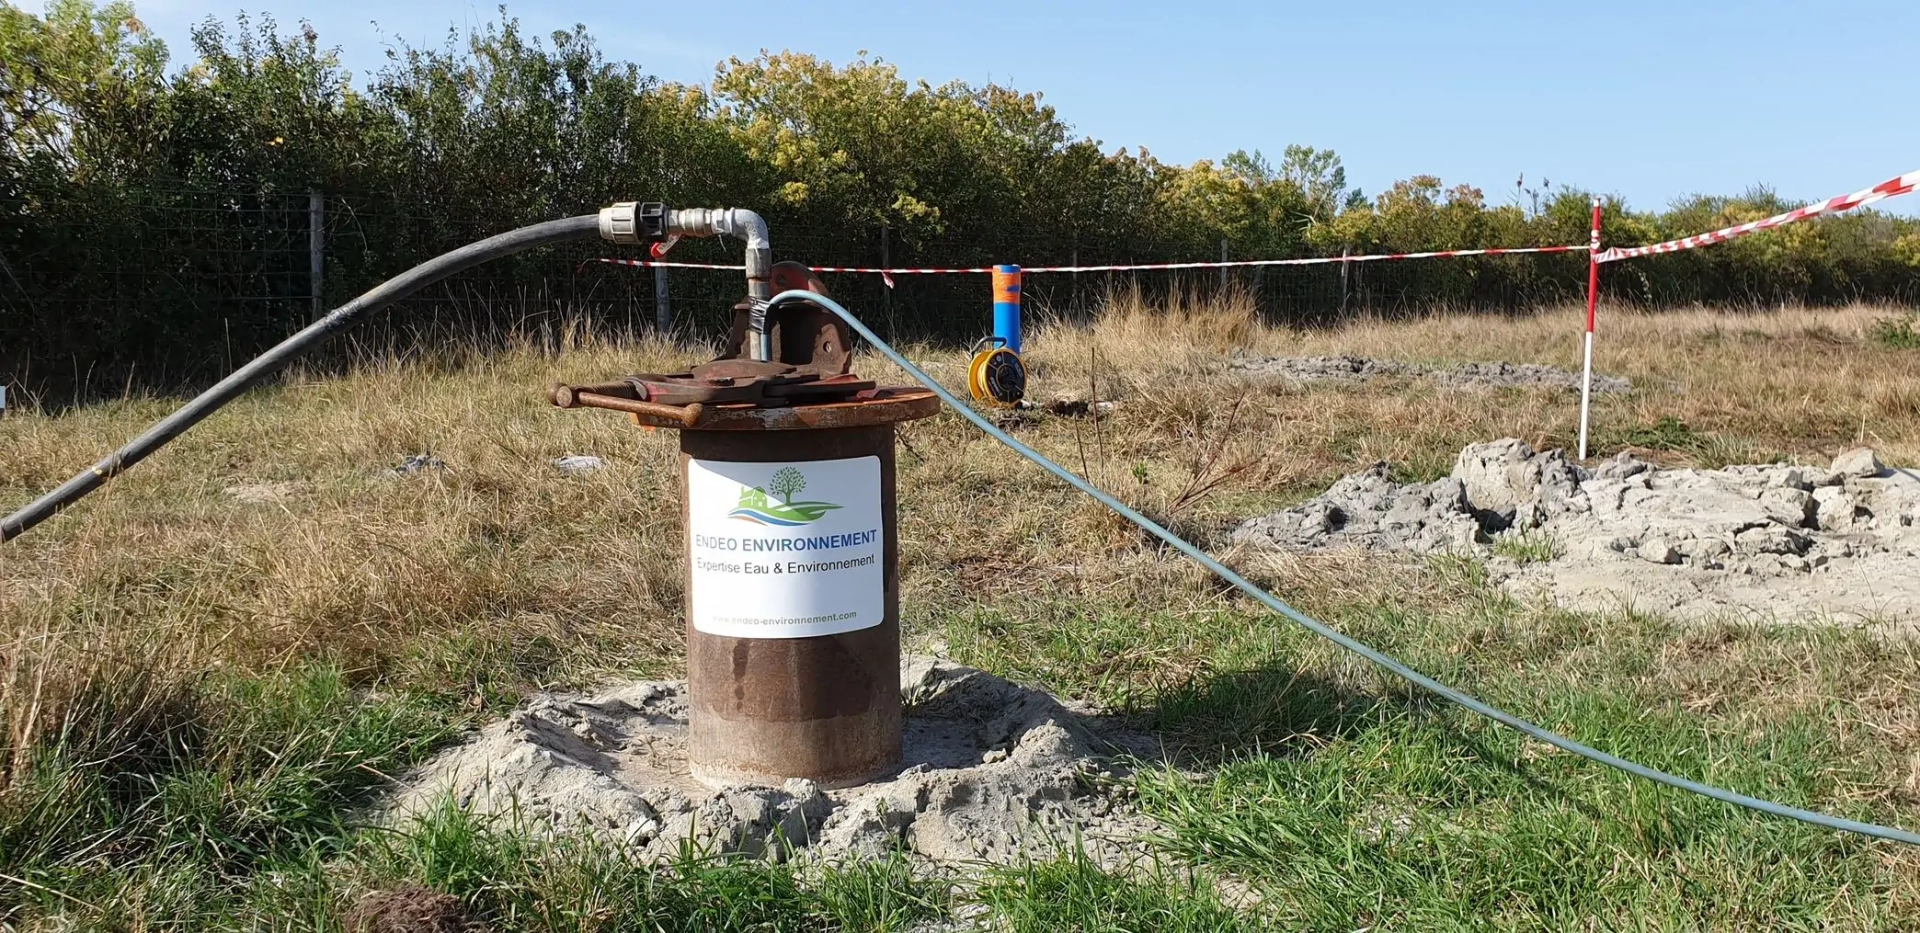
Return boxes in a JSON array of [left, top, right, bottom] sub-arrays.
[[668, 207, 772, 300]]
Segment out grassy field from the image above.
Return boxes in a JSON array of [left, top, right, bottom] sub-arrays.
[[3, 296, 1919, 930]]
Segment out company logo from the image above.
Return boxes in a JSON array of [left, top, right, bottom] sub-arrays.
[[728, 467, 842, 527]]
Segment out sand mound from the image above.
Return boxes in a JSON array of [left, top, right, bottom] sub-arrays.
[[387, 659, 1161, 868], [1234, 440, 1920, 625]]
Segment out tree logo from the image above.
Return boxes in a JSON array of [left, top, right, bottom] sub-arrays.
[[728, 467, 843, 526]]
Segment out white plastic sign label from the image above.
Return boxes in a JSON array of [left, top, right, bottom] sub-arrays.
[[687, 456, 884, 639]]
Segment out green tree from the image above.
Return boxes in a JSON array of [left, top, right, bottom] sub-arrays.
[[768, 468, 805, 504], [0, 0, 168, 183], [3, 1, 1916, 405]]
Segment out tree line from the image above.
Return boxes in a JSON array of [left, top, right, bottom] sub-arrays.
[[2, 1, 1916, 401]]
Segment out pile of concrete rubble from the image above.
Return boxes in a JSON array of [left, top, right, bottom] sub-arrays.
[[1234, 440, 1920, 624]]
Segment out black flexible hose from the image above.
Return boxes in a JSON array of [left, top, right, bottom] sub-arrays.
[[1, 214, 604, 543]]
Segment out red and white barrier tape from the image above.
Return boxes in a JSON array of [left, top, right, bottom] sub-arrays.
[[1023, 244, 1582, 273], [592, 169, 1919, 277], [1595, 168, 1919, 264], [591, 243, 1587, 284], [595, 259, 749, 271]]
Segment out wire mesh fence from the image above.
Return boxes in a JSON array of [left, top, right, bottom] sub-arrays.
[[2, 186, 1594, 404]]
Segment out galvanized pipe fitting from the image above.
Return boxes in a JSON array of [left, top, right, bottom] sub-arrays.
[[670, 208, 774, 360], [598, 203, 775, 359]]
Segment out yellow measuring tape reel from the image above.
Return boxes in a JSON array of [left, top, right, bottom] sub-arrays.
[[966, 337, 1026, 407]]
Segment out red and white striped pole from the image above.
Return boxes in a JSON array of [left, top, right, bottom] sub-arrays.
[[1577, 197, 1602, 460]]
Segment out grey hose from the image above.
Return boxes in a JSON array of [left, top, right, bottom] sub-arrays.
[[770, 287, 1920, 847], [1, 214, 603, 542]]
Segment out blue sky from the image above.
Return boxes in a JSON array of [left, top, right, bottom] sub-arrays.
[[131, 0, 1918, 216]]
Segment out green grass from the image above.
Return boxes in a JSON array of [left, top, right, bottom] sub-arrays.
[[0, 665, 964, 931], [0, 665, 459, 923], [976, 852, 1257, 932], [1491, 528, 1564, 564], [351, 802, 954, 932], [1136, 707, 1903, 931], [6, 517, 1919, 931], [26, 576, 1917, 930], [1869, 314, 1920, 350], [1599, 415, 1778, 468], [933, 557, 1920, 930], [9, 306, 1920, 929]]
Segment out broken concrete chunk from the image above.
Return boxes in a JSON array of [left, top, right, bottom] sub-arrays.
[[1233, 439, 1920, 625], [1231, 463, 1482, 555], [1449, 439, 1583, 520], [1733, 525, 1810, 556], [1637, 537, 1682, 565], [1676, 536, 1733, 569], [1758, 488, 1817, 528], [1802, 468, 1842, 488], [1594, 452, 1655, 482], [1511, 500, 1549, 532], [1812, 487, 1862, 532], [1451, 438, 1539, 515], [1831, 447, 1885, 479], [1765, 468, 1814, 492]]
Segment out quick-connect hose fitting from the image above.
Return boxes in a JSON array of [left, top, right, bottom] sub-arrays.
[[601, 205, 773, 304], [599, 202, 640, 243], [599, 202, 670, 245]]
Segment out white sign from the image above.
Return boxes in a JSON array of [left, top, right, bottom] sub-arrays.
[[687, 455, 884, 639]]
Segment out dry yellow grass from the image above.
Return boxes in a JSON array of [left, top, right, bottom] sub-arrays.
[[1036, 290, 1920, 466], [2, 297, 1918, 773]]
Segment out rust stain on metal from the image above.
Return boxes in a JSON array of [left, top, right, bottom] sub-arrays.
[[569, 391, 709, 428], [561, 387, 941, 432], [549, 270, 873, 417]]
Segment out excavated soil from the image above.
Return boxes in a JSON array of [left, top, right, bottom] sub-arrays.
[[388, 658, 1161, 868], [1227, 356, 1631, 393], [1234, 440, 1920, 625]]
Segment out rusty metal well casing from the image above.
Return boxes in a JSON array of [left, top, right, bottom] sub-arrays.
[[680, 423, 907, 789], [551, 277, 937, 788]]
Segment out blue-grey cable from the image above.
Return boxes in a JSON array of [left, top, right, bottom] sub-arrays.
[[769, 287, 1920, 848]]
